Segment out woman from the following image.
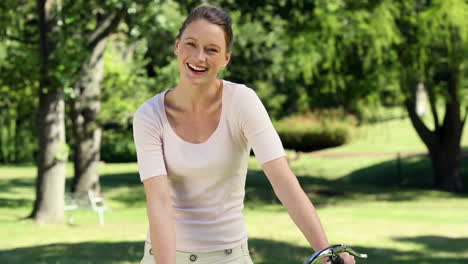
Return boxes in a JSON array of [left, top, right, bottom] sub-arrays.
[[133, 5, 355, 264]]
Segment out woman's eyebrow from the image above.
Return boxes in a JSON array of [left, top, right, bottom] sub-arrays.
[[207, 43, 221, 49], [185, 36, 221, 49]]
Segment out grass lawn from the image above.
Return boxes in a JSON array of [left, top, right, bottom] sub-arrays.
[[1, 118, 468, 264]]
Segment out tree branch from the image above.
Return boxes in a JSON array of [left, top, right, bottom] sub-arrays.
[[425, 82, 440, 131], [47, 0, 78, 28], [462, 107, 468, 127], [405, 98, 434, 148], [1, 34, 36, 45], [86, 11, 123, 50]]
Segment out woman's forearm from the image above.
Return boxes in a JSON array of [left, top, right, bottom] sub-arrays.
[[278, 184, 329, 251], [143, 176, 176, 264], [147, 201, 176, 264], [262, 157, 329, 251]]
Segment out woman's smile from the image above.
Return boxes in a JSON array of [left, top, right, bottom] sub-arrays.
[[187, 63, 208, 74]]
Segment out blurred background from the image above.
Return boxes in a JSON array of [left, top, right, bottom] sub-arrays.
[[0, 0, 467, 263]]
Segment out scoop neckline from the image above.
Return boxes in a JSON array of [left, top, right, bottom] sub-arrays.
[[161, 80, 226, 145]]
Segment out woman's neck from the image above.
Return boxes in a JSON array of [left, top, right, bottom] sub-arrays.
[[170, 78, 223, 113]]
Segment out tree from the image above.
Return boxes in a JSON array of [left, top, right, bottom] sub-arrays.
[[278, 0, 467, 191], [396, 0, 468, 191], [66, 4, 124, 194], [30, 0, 129, 222], [69, 0, 173, 192], [30, 0, 67, 224]]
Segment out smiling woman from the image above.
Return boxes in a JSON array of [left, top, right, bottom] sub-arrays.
[[174, 19, 231, 86], [132, 5, 355, 264]]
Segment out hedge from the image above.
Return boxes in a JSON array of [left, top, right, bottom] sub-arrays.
[[274, 111, 356, 152]]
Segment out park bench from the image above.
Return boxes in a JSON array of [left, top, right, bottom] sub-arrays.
[[64, 190, 107, 225]]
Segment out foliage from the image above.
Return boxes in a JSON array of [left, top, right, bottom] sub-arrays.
[[396, 0, 468, 113], [222, 8, 289, 118], [0, 1, 38, 163], [279, 0, 402, 115], [101, 36, 155, 126], [0, 0, 180, 163], [98, 0, 184, 133]]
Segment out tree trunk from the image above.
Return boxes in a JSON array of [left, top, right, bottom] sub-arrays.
[[428, 144, 462, 192], [31, 91, 67, 223], [29, 0, 67, 224], [406, 71, 464, 192], [70, 39, 106, 194], [70, 12, 121, 194]]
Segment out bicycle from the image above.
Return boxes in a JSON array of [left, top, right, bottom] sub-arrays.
[[303, 244, 368, 264]]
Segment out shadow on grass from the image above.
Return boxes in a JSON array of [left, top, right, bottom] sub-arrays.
[[1, 237, 465, 264], [341, 155, 468, 193], [0, 178, 35, 209], [394, 235, 468, 253], [98, 171, 145, 207], [244, 169, 348, 207], [100, 171, 140, 188], [342, 155, 434, 187], [0, 241, 143, 264], [245, 154, 468, 207], [0, 197, 31, 208], [0, 178, 34, 193]]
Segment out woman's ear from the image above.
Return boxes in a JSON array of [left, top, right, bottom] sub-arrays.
[[222, 52, 231, 67], [174, 38, 180, 56]]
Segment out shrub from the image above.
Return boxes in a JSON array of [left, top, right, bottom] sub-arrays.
[[101, 140, 136, 163], [274, 110, 356, 152], [100, 129, 136, 163]]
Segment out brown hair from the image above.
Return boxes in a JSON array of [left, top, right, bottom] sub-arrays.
[[176, 6, 233, 52]]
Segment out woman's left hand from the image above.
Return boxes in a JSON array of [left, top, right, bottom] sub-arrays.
[[338, 252, 355, 264], [323, 252, 355, 264]]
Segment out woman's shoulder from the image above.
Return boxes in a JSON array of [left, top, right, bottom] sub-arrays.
[[223, 80, 265, 126], [223, 80, 256, 101], [133, 91, 167, 125]]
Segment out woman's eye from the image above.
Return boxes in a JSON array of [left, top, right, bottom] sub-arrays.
[[207, 48, 218, 53], [186, 42, 196, 47]]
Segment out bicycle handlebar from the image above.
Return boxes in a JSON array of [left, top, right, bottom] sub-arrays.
[[303, 244, 367, 264]]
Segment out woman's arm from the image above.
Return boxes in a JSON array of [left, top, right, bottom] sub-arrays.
[[143, 175, 176, 264], [261, 156, 329, 251], [262, 157, 356, 264]]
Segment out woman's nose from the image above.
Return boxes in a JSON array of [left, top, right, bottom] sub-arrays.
[[194, 48, 206, 61]]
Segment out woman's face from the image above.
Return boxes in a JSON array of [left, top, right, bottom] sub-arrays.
[[174, 19, 231, 85]]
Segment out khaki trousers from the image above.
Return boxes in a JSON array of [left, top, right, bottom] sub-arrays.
[[140, 241, 254, 264]]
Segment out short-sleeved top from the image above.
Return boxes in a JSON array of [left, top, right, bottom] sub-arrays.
[[132, 80, 286, 252]]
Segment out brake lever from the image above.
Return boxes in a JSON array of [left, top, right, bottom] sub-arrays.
[[303, 244, 367, 264], [331, 244, 368, 259]]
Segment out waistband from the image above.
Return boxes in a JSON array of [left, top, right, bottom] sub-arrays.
[[144, 240, 250, 262]]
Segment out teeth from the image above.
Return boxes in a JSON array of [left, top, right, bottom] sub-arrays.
[[188, 63, 207, 71]]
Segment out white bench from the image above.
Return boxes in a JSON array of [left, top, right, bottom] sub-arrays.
[[64, 190, 107, 225]]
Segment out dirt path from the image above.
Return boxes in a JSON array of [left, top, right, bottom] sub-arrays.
[[303, 150, 468, 158]]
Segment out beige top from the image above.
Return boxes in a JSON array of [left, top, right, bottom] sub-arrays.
[[133, 80, 286, 252]]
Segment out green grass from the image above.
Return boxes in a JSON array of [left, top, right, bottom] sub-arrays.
[[1, 118, 468, 264]]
